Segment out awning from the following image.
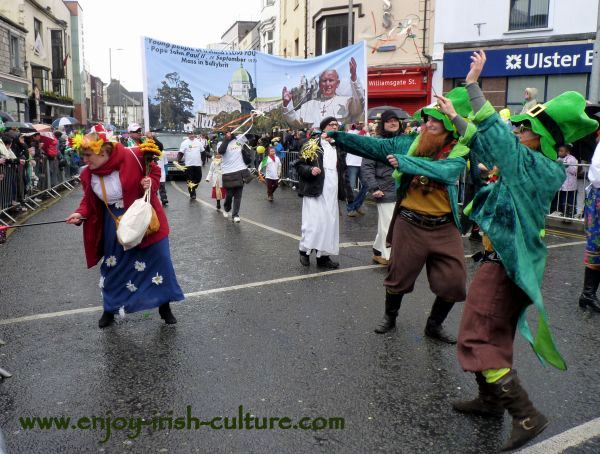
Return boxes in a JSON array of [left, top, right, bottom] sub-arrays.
[[43, 100, 74, 108], [3, 91, 28, 99]]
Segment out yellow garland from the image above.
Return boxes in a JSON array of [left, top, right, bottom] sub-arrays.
[[300, 138, 320, 162], [68, 133, 106, 155], [140, 138, 162, 159]]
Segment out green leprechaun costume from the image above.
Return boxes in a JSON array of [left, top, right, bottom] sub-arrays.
[[449, 71, 597, 450], [330, 87, 476, 344]]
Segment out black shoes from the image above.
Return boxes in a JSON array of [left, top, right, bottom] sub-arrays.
[[579, 267, 600, 312], [98, 311, 115, 328], [159, 303, 177, 324], [374, 292, 403, 334], [299, 251, 310, 266], [424, 298, 457, 344], [316, 256, 339, 269]]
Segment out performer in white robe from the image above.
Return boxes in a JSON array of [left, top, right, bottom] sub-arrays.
[[299, 139, 340, 257]]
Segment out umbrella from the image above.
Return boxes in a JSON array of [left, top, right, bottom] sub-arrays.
[[32, 123, 52, 132], [52, 116, 79, 128], [367, 105, 410, 121], [0, 111, 15, 122], [4, 121, 36, 133]]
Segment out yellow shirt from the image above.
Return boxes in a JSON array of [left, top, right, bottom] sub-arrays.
[[400, 185, 451, 217]]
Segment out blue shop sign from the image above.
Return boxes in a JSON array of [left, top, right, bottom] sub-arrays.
[[443, 44, 594, 78]]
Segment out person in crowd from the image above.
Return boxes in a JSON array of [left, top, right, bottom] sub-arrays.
[[295, 116, 354, 269], [552, 143, 578, 217], [0, 134, 20, 208], [258, 145, 282, 202], [579, 127, 600, 313], [205, 153, 226, 210], [126, 123, 144, 147], [360, 110, 402, 265], [198, 133, 208, 166], [218, 132, 250, 223], [66, 132, 184, 328], [520, 87, 539, 114], [441, 50, 596, 451], [329, 87, 474, 344], [345, 124, 368, 217], [282, 59, 365, 129], [178, 131, 203, 200]]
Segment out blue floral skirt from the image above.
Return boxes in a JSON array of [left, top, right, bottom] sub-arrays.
[[584, 187, 600, 268], [100, 205, 184, 313]]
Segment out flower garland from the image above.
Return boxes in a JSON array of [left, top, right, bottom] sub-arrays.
[[139, 138, 162, 175], [68, 133, 106, 155], [300, 138, 320, 162]]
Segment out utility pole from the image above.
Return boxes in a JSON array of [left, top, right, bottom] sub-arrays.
[[348, 0, 354, 46], [589, 3, 600, 103]]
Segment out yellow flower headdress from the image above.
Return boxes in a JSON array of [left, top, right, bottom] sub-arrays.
[[68, 132, 109, 155], [139, 138, 162, 159]]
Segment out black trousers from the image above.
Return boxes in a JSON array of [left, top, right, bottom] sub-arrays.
[[224, 185, 244, 217], [159, 182, 168, 203], [186, 166, 202, 195]]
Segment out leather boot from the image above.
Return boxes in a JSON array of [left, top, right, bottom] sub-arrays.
[[491, 370, 549, 451], [316, 255, 339, 269], [452, 372, 504, 417], [424, 297, 457, 344], [159, 303, 177, 325], [98, 311, 115, 329], [374, 292, 403, 334], [579, 267, 600, 312]]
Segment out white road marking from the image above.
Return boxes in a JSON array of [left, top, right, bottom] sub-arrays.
[[547, 240, 586, 249], [516, 417, 600, 453], [0, 265, 382, 326]]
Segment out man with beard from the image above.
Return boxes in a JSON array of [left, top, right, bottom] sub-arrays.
[[439, 50, 597, 451], [329, 88, 474, 343]]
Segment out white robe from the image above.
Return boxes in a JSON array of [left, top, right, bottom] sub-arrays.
[[299, 141, 339, 257]]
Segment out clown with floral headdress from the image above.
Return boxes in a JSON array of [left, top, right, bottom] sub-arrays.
[[65, 128, 183, 329]]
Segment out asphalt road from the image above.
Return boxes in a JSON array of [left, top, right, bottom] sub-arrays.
[[0, 175, 598, 454]]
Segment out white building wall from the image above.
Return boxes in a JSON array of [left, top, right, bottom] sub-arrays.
[[432, 0, 599, 94]]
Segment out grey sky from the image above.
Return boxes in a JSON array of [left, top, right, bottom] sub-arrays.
[[78, 0, 262, 91]]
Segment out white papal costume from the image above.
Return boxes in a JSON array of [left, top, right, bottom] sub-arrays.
[[299, 140, 339, 257]]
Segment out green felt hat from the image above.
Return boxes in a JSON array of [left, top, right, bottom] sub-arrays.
[[510, 91, 599, 160], [421, 87, 471, 137]]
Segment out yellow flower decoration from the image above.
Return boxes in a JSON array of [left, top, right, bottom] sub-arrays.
[[68, 133, 106, 155], [300, 138, 320, 162], [140, 138, 162, 159]]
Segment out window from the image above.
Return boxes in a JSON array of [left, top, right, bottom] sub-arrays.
[[506, 74, 588, 114], [9, 35, 21, 74], [51, 30, 64, 80], [32, 66, 51, 93], [509, 0, 550, 31], [294, 38, 299, 56], [315, 14, 353, 56]]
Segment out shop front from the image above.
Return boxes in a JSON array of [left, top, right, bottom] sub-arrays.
[[443, 43, 593, 113], [367, 66, 432, 116], [0, 77, 29, 122]]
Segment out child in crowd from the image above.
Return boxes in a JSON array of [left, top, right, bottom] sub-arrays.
[[259, 145, 281, 202], [205, 153, 226, 209], [554, 143, 579, 217]]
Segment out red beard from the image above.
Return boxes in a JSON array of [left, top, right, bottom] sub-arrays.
[[414, 128, 451, 157]]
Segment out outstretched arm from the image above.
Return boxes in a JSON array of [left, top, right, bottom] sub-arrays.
[[329, 131, 415, 164]]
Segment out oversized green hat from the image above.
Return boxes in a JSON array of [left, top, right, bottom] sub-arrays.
[[421, 87, 472, 137], [510, 91, 599, 160]]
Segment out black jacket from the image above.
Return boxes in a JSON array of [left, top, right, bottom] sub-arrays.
[[294, 138, 354, 202], [360, 158, 396, 203]]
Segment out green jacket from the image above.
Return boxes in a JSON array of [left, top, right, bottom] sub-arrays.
[[331, 129, 474, 229], [467, 102, 567, 371]]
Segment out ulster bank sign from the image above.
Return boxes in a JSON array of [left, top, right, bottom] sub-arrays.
[[443, 44, 594, 78]]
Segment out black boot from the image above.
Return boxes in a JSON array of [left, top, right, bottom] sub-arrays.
[[579, 267, 600, 312], [374, 292, 403, 334], [299, 250, 310, 266], [159, 303, 177, 324], [424, 297, 457, 344], [98, 311, 115, 329], [316, 255, 339, 269], [452, 372, 505, 417], [491, 370, 549, 451]]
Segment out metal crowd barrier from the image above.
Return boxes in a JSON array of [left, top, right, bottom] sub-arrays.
[[0, 156, 80, 225], [279, 151, 300, 186]]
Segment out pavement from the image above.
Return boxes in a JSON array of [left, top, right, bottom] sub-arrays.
[[0, 175, 599, 454]]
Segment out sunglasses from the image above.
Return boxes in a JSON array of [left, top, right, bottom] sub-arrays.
[[518, 125, 532, 133]]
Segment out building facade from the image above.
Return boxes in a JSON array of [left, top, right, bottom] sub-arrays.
[[259, 0, 279, 55], [434, 0, 597, 112], [0, 12, 29, 121], [64, 0, 87, 125], [105, 79, 142, 130], [279, 0, 436, 114]]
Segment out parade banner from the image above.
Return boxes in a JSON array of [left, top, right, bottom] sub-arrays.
[[142, 37, 367, 132]]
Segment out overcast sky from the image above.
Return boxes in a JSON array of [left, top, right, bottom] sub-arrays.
[[78, 0, 263, 92]]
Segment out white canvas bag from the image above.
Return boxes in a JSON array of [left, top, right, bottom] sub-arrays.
[[116, 187, 153, 250]]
